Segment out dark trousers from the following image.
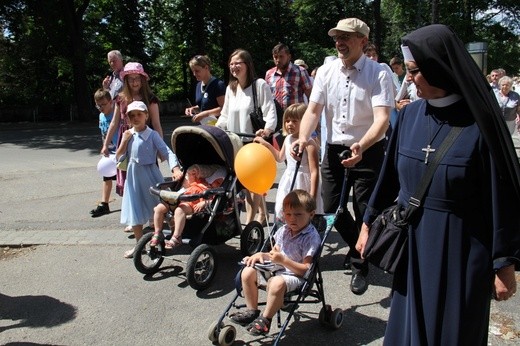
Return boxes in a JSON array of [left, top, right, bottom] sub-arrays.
[[321, 140, 385, 274]]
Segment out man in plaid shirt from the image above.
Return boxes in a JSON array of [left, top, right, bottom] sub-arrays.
[[265, 43, 313, 112]]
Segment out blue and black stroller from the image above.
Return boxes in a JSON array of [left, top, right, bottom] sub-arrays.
[[133, 125, 265, 290], [207, 150, 353, 345]]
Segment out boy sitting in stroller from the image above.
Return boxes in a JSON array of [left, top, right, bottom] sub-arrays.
[[230, 190, 321, 335], [150, 164, 226, 248]]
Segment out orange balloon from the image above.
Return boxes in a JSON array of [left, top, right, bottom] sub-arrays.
[[234, 143, 277, 194]]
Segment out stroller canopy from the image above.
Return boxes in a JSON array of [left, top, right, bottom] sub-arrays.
[[171, 125, 242, 172]]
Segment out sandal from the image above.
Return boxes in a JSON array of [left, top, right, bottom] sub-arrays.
[[165, 235, 182, 249], [229, 309, 260, 326], [124, 226, 133, 233], [247, 316, 271, 336], [150, 234, 161, 247]]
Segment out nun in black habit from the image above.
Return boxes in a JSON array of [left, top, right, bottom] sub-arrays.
[[356, 24, 520, 345]]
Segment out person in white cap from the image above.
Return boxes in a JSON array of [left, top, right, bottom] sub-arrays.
[[292, 17, 394, 295], [116, 101, 182, 258]]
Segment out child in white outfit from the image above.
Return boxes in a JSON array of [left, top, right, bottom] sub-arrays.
[[254, 103, 323, 222]]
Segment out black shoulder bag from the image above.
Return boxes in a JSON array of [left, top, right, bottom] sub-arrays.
[[363, 126, 463, 274], [249, 79, 266, 132]]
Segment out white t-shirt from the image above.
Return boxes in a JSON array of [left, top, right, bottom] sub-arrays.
[[309, 55, 394, 146]]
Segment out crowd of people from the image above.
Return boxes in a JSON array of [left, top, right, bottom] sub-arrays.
[[91, 18, 519, 344]]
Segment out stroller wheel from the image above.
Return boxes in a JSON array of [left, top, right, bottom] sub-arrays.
[[186, 244, 217, 290], [218, 325, 236, 346], [207, 320, 224, 342], [240, 221, 265, 257], [319, 305, 344, 329], [329, 308, 344, 329], [133, 232, 165, 274]]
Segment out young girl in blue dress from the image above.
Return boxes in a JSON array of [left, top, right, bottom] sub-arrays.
[[116, 101, 182, 258], [254, 103, 323, 222]]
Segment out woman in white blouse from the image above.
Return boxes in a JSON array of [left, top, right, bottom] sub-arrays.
[[216, 49, 277, 225]]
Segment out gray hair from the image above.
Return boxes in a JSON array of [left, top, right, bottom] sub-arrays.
[[499, 75, 512, 87], [107, 50, 123, 61]]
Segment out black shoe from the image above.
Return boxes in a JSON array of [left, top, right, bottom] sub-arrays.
[[350, 273, 368, 295], [91, 203, 110, 217]]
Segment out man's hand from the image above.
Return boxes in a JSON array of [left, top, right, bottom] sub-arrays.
[[102, 75, 111, 89], [494, 264, 517, 301], [255, 128, 272, 138], [290, 139, 308, 161], [340, 142, 362, 167]]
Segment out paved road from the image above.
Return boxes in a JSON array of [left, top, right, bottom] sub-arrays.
[[0, 118, 518, 345]]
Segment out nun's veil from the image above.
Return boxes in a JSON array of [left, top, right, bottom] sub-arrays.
[[401, 24, 520, 200]]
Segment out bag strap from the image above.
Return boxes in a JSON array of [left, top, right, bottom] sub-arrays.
[[251, 79, 259, 112], [404, 126, 464, 219]]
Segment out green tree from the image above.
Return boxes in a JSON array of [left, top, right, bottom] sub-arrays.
[[1, 0, 519, 123]]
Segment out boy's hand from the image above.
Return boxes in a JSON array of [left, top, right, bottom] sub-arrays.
[[242, 253, 266, 266], [269, 245, 284, 265]]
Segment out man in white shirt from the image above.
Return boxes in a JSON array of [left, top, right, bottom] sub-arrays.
[[292, 18, 394, 295], [102, 50, 124, 99]]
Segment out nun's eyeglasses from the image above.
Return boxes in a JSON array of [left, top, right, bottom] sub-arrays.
[[406, 68, 420, 75]]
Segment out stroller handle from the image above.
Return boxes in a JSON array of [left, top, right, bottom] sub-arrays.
[[149, 186, 226, 202]]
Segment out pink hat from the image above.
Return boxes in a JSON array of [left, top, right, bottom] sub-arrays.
[[120, 62, 149, 80]]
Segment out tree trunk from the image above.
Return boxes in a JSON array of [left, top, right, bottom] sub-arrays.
[[59, 0, 92, 122], [372, 0, 383, 61], [431, 0, 439, 24], [194, 0, 205, 54]]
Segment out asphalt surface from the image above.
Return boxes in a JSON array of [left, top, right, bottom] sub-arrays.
[[0, 117, 518, 345]]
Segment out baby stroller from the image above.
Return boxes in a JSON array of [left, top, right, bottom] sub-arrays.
[[133, 125, 265, 290], [207, 151, 353, 345]]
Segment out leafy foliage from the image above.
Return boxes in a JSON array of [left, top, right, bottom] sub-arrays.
[[0, 0, 518, 121]]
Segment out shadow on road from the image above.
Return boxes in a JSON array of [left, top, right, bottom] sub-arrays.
[[0, 293, 77, 333], [0, 117, 193, 155]]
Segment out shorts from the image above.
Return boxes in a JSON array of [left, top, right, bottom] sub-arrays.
[[103, 175, 116, 181], [257, 270, 303, 293]]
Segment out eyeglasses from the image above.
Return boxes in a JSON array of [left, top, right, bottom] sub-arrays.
[[333, 34, 360, 42], [229, 61, 245, 68], [95, 102, 110, 110], [127, 76, 142, 83], [406, 67, 421, 76]]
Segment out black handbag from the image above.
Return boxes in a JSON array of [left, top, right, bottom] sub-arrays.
[[363, 126, 463, 274], [249, 79, 266, 132]]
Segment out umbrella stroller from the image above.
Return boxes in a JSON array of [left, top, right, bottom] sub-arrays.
[[207, 150, 353, 344]]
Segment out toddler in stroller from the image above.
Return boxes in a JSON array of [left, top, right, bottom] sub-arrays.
[[229, 190, 321, 336], [133, 125, 265, 290], [150, 164, 226, 249], [208, 190, 343, 345]]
